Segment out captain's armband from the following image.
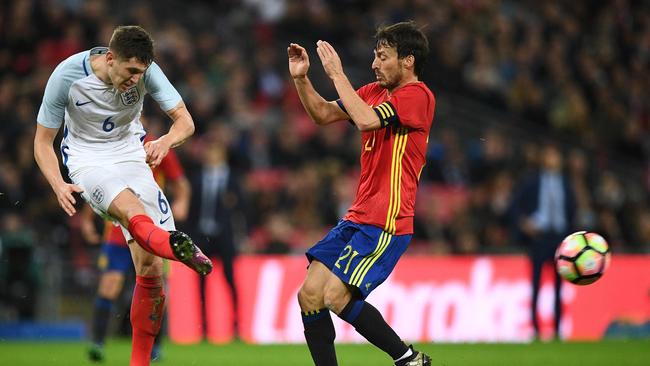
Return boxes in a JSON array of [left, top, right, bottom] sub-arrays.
[[373, 101, 399, 128]]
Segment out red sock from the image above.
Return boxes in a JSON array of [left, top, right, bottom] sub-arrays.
[[128, 215, 175, 260], [130, 276, 165, 366]]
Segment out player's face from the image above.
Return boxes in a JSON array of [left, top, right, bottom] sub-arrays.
[[107, 53, 148, 92], [372, 45, 403, 90]]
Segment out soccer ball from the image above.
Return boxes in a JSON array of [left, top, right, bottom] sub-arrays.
[[555, 231, 611, 285]]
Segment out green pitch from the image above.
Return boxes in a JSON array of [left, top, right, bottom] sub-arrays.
[[0, 339, 648, 365]]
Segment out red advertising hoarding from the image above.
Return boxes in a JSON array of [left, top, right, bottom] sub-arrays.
[[167, 255, 650, 343]]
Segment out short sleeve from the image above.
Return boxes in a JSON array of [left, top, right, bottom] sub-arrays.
[[387, 84, 434, 130], [144, 62, 183, 112], [37, 64, 71, 128]]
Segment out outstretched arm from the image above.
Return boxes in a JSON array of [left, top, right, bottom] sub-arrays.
[[34, 124, 83, 216], [144, 101, 195, 168], [288, 43, 348, 125], [316, 40, 381, 131]]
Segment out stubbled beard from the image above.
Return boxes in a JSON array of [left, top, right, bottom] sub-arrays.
[[379, 76, 399, 90], [378, 69, 402, 90]]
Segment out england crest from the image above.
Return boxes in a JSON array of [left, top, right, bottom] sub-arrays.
[[121, 87, 140, 106], [91, 186, 105, 204]]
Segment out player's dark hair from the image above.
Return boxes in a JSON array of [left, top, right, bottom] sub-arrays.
[[109, 25, 154, 65], [375, 21, 429, 77]]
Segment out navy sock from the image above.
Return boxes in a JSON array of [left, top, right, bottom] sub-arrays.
[[302, 309, 338, 366], [92, 297, 113, 345], [338, 299, 408, 360]]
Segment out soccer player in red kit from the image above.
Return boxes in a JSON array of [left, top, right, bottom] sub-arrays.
[[85, 134, 191, 362], [288, 21, 435, 366]]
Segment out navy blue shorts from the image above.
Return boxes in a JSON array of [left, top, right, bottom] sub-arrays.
[[97, 243, 132, 273], [306, 220, 411, 299]]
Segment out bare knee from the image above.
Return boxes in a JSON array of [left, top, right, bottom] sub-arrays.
[[298, 281, 324, 311], [323, 280, 352, 314]]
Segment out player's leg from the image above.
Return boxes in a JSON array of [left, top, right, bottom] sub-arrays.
[[325, 275, 417, 365], [327, 225, 431, 366], [73, 164, 211, 275], [89, 244, 131, 362], [299, 220, 363, 366], [88, 271, 126, 360], [107, 189, 173, 259], [108, 188, 212, 275], [151, 260, 169, 362], [298, 260, 338, 366], [128, 241, 165, 366]]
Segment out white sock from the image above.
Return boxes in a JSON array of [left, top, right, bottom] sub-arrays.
[[395, 348, 414, 362]]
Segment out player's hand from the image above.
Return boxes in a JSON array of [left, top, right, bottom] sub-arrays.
[[144, 137, 172, 168], [54, 182, 83, 216], [316, 40, 344, 80], [288, 43, 310, 79]]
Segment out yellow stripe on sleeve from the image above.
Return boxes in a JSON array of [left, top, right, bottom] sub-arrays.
[[377, 103, 390, 118], [380, 103, 394, 116]]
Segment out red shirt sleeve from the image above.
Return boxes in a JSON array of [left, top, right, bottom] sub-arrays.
[[158, 148, 185, 181], [388, 83, 434, 130]]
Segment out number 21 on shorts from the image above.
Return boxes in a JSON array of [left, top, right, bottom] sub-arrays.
[[335, 245, 359, 274]]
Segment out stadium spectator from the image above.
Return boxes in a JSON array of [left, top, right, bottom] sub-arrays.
[[184, 125, 244, 338], [510, 142, 576, 340]]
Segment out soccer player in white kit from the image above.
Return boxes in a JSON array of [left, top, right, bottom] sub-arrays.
[[33, 26, 212, 366]]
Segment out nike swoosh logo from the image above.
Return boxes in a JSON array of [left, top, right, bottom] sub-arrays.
[[75, 100, 92, 106], [159, 216, 171, 225]]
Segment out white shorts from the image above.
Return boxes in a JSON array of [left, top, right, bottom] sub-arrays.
[[69, 160, 176, 241]]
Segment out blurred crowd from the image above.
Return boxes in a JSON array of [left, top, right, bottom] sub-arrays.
[[1, 0, 650, 317]]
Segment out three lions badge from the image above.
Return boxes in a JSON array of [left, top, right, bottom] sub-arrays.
[[121, 86, 140, 106]]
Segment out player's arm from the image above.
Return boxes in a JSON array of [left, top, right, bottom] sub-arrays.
[[35, 61, 84, 216], [163, 102, 195, 148], [288, 43, 349, 125], [34, 124, 83, 216], [316, 40, 382, 131], [144, 62, 195, 167], [144, 101, 195, 168]]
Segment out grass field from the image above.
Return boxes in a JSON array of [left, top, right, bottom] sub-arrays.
[[0, 339, 648, 365]]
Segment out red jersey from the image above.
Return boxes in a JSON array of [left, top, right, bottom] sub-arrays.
[[105, 135, 186, 246], [343, 81, 435, 235]]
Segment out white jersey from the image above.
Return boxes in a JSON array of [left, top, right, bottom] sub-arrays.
[[37, 47, 182, 173]]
